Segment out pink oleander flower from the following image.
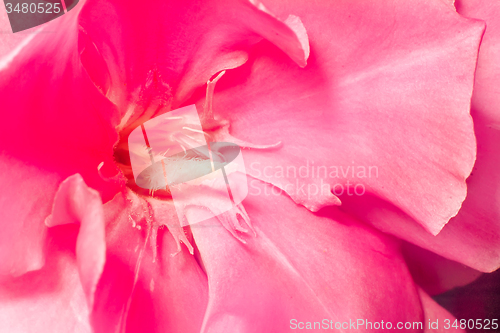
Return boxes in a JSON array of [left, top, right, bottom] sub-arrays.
[[0, 0, 498, 332]]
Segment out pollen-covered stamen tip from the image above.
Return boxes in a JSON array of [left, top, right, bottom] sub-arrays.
[[235, 203, 255, 236], [190, 198, 255, 243], [149, 223, 160, 263], [213, 203, 256, 243], [166, 221, 195, 257], [97, 161, 126, 184]]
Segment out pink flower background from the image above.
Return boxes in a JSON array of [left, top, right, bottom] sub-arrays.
[[0, 0, 499, 332]]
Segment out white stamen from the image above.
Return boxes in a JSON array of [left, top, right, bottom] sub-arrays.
[[203, 70, 226, 120]]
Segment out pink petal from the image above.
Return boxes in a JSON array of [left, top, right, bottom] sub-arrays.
[[0, 226, 92, 333], [419, 288, 466, 333], [90, 190, 208, 333], [0, 154, 59, 278], [415, 0, 500, 271], [338, 0, 500, 273], [191, 181, 422, 332], [210, 0, 483, 235], [46, 174, 106, 309], [456, 0, 500, 128]]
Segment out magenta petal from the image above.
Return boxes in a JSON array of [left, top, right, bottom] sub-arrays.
[[46, 174, 106, 309], [78, 0, 309, 129], [0, 5, 122, 203], [91, 191, 208, 333], [212, 0, 482, 235], [0, 227, 91, 333], [191, 182, 422, 332]]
